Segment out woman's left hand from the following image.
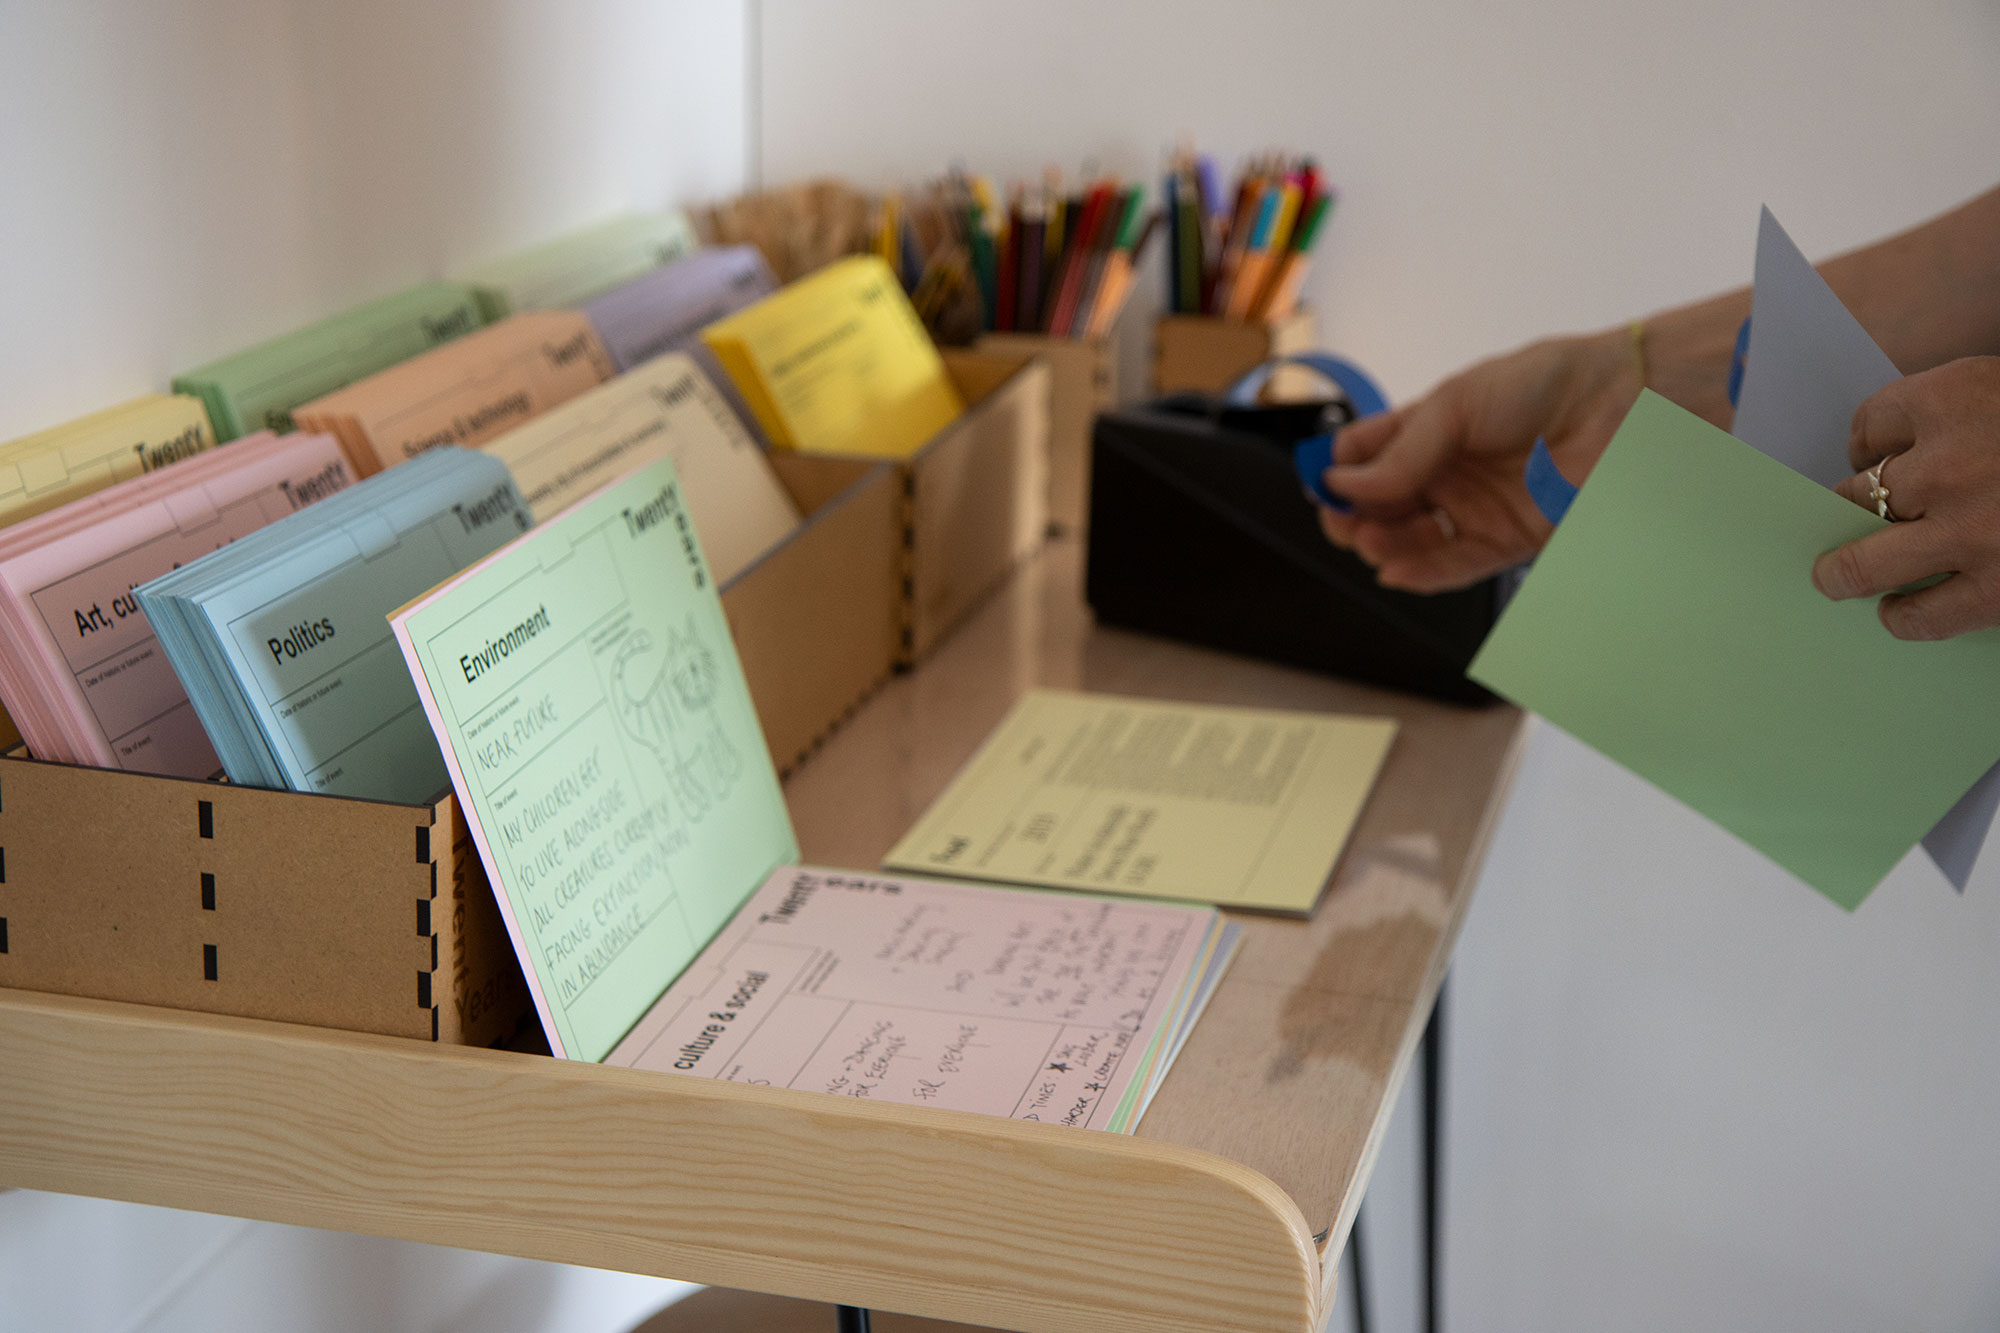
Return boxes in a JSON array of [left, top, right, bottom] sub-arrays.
[[1812, 356, 2000, 640]]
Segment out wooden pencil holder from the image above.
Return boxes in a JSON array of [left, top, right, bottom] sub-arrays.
[[1153, 309, 1318, 398]]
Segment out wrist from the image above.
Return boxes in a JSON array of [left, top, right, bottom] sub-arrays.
[[1637, 288, 1751, 427]]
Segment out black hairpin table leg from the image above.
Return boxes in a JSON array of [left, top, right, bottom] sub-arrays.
[[1423, 981, 1446, 1333], [835, 1305, 872, 1333], [1347, 1205, 1374, 1333]]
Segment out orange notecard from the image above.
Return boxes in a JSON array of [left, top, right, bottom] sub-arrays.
[[295, 311, 614, 476]]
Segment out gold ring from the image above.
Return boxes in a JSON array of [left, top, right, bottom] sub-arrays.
[[1866, 456, 1898, 521]]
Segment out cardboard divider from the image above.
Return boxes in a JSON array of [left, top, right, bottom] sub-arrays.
[[902, 350, 1051, 662], [975, 332, 1118, 536], [722, 454, 902, 775], [1154, 310, 1318, 397], [0, 753, 534, 1046]]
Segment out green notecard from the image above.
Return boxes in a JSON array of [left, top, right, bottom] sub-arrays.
[[172, 282, 485, 440], [391, 459, 798, 1060], [1470, 391, 2000, 909], [455, 211, 701, 320]]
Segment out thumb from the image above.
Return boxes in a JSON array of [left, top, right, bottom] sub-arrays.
[[1332, 407, 1403, 465], [1325, 395, 1458, 509]]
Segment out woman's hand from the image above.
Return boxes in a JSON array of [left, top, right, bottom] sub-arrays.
[[1813, 356, 2000, 640], [1316, 327, 1643, 592]]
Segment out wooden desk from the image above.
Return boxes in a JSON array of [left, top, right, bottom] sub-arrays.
[[0, 539, 1524, 1333]]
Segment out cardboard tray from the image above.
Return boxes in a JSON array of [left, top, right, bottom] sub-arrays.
[[898, 350, 1051, 662], [0, 428, 933, 1043], [721, 452, 901, 774], [0, 754, 534, 1046], [0, 453, 904, 1042], [975, 331, 1117, 537]]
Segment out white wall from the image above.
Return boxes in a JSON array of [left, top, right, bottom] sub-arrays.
[[0, 2, 742, 1327], [757, 3, 2000, 1330], [0, 0, 747, 443], [759, 0, 2000, 403]]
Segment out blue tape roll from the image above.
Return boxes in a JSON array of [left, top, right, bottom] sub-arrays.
[[1524, 438, 1578, 525], [1223, 353, 1389, 419], [1223, 353, 1389, 514], [1293, 434, 1347, 511]]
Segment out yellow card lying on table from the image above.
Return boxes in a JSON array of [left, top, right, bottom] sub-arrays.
[[883, 689, 1398, 914], [701, 255, 963, 458]]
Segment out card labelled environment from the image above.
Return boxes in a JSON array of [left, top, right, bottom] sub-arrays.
[[883, 689, 1397, 913], [1471, 390, 2000, 909], [392, 459, 798, 1061]]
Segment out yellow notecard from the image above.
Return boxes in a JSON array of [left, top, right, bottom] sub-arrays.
[[882, 689, 1398, 914], [0, 394, 214, 527], [701, 255, 963, 458]]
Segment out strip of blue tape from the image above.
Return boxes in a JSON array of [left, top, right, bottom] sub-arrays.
[[1524, 438, 1578, 525], [1294, 434, 1345, 511], [1728, 315, 1752, 410], [1521, 317, 1747, 530]]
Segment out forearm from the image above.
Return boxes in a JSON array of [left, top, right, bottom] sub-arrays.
[[1637, 287, 1752, 429], [1619, 186, 2000, 428], [1820, 184, 2000, 372]]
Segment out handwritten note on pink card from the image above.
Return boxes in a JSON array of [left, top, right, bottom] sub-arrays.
[[609, 866, 1232, 1132]]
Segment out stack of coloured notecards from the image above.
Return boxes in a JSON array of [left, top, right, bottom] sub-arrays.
[[293, 311, 615, 478], [702, 256, 963, 459], [581, 245, 777, 372], [480, 352, 800, 578], [0, 430, 353, 778], [392, 459, 1237, 1130], [172, 283, 487, 440], [0, 393, 221, 751], [138, 446, 530, 802], [455, 211, 701, 320], [0, 394, 215, 528]]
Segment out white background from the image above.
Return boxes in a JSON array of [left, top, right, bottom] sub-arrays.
[[5, 1, 2000, 1329]]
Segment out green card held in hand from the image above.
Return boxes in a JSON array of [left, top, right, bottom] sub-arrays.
[[1470, 390, 2000, 909]]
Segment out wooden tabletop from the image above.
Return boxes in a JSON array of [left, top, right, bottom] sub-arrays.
[[787, 538, 1526, 1250], [0, 537, 1523, 1333]]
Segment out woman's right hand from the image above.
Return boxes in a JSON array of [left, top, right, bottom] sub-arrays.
[[1316, 327, 1645, 592]]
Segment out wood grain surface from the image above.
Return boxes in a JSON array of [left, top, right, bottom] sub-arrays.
[[0, 538, 1522, 1332], [785, 539, 1526, 1249]]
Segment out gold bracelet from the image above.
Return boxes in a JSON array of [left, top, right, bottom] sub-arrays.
[[1627, 319, 1648, 387]]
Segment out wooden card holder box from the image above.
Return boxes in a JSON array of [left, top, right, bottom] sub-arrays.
[[720, 453, 902, 776], [803, 348, 1049, 665], [974, 331, 1118, 536], [0, 753, 534, 1046], [902, 350, 1050, 661], [0, 367, 1036, 1046], [1154, 309, 1318, 397]]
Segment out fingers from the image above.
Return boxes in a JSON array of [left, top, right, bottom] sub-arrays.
[[1318, 503, 1360, 550], [1812, 522, 1953, 600], [1373, 525, 1512, 593], [1879, 573, 2000, 640], [1332, 408, 1403, 466], [1848, 381, 1918, 472], [1324, 396, 1461, 512], [1351, 509, 1452, 570]]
